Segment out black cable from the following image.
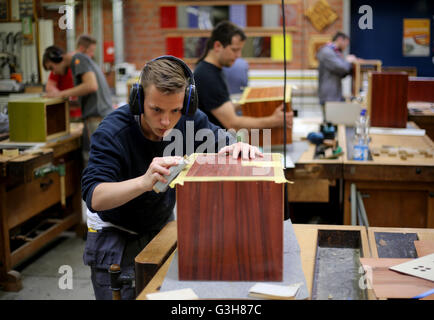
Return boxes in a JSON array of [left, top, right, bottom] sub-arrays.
[[281, 0, 291, 221]]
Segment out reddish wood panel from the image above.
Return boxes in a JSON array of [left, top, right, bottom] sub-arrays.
[[246, 5, 262, 27], [186, 154, 275, 177], [408, 77, 434, 102], [369, 72, 408, 128], [177, 180, 283, 281], [241, 87, 292, 145]]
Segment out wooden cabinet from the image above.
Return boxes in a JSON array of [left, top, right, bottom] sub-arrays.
[[0, 126, 82, 291]]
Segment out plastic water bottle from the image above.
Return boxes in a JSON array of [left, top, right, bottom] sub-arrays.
[[353, 109, 369, 161]]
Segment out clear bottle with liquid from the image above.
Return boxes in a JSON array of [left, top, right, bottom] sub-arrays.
[[353, 109, 369, 161]]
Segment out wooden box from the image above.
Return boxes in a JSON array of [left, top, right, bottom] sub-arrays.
[[239, 86, 292, 146], [367, 72, 409, 128], [175, 153, 286, 281], [293, 225, 372, 300], [407, 77, 434, 102], [351, 60, 382, 97], [8, 97, 69, 142]]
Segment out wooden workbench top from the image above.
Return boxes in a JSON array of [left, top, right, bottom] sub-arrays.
[[341, 124, 434, 167]]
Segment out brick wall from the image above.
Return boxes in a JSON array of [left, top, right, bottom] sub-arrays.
[[37, 0, 344, 86], [123, 0, 165, 69]]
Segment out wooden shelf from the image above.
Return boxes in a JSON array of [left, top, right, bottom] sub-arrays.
[[183, 57, 286, 64], [160, 0, 300, 6], [163, 26, 298, 38]]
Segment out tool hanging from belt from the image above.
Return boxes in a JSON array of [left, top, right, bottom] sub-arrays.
[[109, 264, 135, 300]]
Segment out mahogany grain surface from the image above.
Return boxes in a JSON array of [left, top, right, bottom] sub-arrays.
[[369, 72, 408, 128], [241, 87, 292, 145], [176, 154, 284, 281]]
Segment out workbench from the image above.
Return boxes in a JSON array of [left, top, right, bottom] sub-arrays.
[[134, 221, 434, 300], [275, 120, 434, 228], [341, 124, 434, 228], [282, 119, 344, 207], [408, 102, 434, 141], [0, 124, 83, 291]]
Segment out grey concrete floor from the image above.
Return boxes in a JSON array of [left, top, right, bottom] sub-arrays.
[[0, 232, 95, 300]]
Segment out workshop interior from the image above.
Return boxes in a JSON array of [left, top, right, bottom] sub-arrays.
[[0, 0, 433, 302]]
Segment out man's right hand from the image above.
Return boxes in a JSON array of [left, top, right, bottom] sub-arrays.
[[141, 156, 183, 192]]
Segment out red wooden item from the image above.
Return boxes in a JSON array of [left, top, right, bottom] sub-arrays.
[[166, 37, 184, 58], [408, 77, 434, 102], [239, 86, 292, 146], [246, 5, 262, 27], [160, 6, 177, 28], [368, 72, 409, 128], [176, 153, 285, 281]]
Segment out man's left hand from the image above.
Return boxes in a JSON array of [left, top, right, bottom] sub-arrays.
[[218, 142, 263, 160], [43, 90, 64, 98]]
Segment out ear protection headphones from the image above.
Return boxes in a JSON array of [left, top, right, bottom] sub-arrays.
[[129, 55, 198, 117], [47, 47, 64, 63]]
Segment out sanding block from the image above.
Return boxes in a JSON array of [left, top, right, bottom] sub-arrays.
[[153, 158, 188, 193]]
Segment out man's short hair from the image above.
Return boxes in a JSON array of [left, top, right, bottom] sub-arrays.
[[141, 58, 188, 95], [42, 45, 64, 70], [76, 34, 97, 49], [332, 31, 349, 42], [197, 21, 246, 63]]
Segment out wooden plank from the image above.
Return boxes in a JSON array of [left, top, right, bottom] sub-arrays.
[[292, 225, 317, 298], [163, 27, 299, 38], [428, 189, 434, 228], [360, 258, 434, 299], [10, 213, 79, 267], [135, 221, 177, 295], [0, 182, 12, 280], [136, 251, 175, 300], [414, 240, 434, 257], [160, 0, 300, 6]]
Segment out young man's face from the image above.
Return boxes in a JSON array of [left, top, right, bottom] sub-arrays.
[[45, 60, 67, 76], [216, 34, 245, 68], [140, 84, 184, 141]]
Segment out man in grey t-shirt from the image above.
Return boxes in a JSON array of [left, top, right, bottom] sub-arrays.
[[43, 45, 114, 165]]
